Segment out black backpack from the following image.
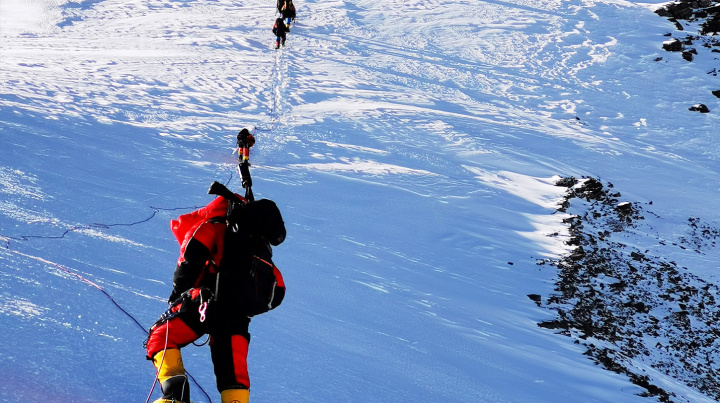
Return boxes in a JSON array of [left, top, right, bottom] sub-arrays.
[[207, 182, 287, 317]]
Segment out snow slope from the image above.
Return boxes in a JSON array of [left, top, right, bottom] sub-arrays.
[[1, 0, 719, 402]]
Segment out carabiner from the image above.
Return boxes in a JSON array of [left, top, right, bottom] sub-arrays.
[[199, 301, 208, 323]]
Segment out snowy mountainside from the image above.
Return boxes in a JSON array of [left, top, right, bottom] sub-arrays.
[[1, 0, 719, 402]]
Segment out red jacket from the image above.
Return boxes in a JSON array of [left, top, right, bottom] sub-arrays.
[[168, 196, 286, 317]]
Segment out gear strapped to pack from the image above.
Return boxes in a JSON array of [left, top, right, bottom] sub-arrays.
[[236, 129, 255, 202]]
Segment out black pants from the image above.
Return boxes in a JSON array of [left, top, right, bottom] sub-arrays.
[[146, 288, 252, 391]]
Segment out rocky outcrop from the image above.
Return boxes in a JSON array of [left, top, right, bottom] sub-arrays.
[[656, 0, 720, 106], [535, 177, 720, 402], [689, 103, 711, 112]]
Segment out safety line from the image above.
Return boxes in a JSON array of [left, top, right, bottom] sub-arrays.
[[6, 248, 214, 403], [0, 206, 201, 250], [0, 15, 291, 403], [0, 20, 290, 403]]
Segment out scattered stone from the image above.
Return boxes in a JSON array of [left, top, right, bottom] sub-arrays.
[[655, 2, 693, 19], [616, 202, 633, 215], [554, 176, 578, 188], [534, 176, 720, 401], [689, 103, 710, 112], [662, 38, 683, 51], [527, 294, 542, 306], [657, 0, 720, 60], [701, 14, 720, 34]]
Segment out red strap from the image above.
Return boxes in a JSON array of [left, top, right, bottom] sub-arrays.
[[254, 256, 285, 288]]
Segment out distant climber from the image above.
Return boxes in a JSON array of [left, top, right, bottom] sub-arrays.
[[272, 17, 289, 49], [280, 0, 296, 28]]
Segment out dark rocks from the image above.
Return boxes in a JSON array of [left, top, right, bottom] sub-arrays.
[[662, 38, 683, 51], [538, 319, 570, 331], [534, 176, 720, 401], [657, 0, 720, 49], [656, 0, 720, 101], [701, 13, 720, 34], [575, 177, 605, 201], [554, 176, 578, 188], [689, 103, 710, 112], [527, 294, 542, 306], [616, 202, 633, 216], [656, 0, 715, 20], [682, 48, 697, 60], [656, 2, 694, 19]]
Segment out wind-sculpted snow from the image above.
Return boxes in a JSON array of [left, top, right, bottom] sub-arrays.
[[1, 0, 720, 402]]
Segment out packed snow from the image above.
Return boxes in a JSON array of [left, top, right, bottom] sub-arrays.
[[1, 0, 719, 402]]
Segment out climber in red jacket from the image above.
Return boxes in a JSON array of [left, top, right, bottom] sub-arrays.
[[145, 184, 286, 403]]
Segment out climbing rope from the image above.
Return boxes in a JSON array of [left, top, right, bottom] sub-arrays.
[[0, 206, 200, 250], [3, 223, 215, 403], [0, 9, 293, 403]]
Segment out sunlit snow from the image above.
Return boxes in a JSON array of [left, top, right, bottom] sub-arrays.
[[1, 0, 719, 402]]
